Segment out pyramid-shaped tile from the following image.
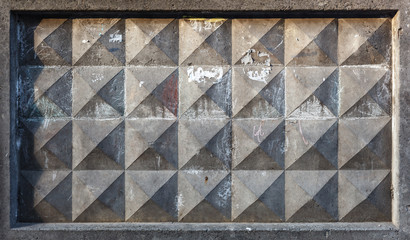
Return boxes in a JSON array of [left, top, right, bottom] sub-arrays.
[[340, 67, 390, 117], [33, 19, 72, 65], [126, 67, 178, 118], [232, 170, 284, 221], [72, 170, 124, 221], [338, 117, 391, 169], [73, 18, 124, 65], [179, 119, 231, 170], [232, 19, 283, 66], [285, 119, 337, 169], [339, 170, 390, 221], [285, 170, 337, 221], [287, 121, 338, 170], [126, 19, 178, 65], [286, 66, 338, 117], [18, 171, 72, 222], [232, 119, 284, 170], [72, 119, 123, 169], [125, 119, 177, 170], [74, 121, 125, 170], [285, 19, 337, 66], [232, 66, 284, 117], [180, 19, 231, 65], [179, 171, 231, 221], [180, 66, 231, 118], [20, 67, 72, 118], [72, 67, 124, 117], [20, 119, 72, 170], [233, 68, 285, 118], [338, 18, 391, 65], [126, 171, 178, 222]]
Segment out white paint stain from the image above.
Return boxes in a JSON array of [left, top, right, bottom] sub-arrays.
[[246, 67, 271, 84], [241, 49, 255, 65], [91, 73, 104, 83], [187, 66, 223, 84], [52, 172, 56, 181], [157, 155, 161, 169], [81, 39, 89, 43], [298, 120, 309, 145], [139, 81, 144, 88], [109, 30, 122, 43], [189, 20, 223, 32], [246, 227, 252, 231], [177, 193, 185, 208], [240, 49, 271, 66], [44, 151, 49, 169], [253, 122, 265, 143]]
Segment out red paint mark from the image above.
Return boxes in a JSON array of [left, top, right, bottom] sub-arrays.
[[162, 73, 178, 116]]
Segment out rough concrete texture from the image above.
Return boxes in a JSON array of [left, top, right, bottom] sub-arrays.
[[1, 0, 409, 239], [14, 17, 393, 224]]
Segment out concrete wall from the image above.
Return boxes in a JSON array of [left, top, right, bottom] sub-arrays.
[[1, 0, 410, 239]]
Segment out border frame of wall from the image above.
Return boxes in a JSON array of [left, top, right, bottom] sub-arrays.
[[1, 1, 409, 239]]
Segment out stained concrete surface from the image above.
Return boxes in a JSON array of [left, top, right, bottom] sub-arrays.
[[0, 0, 410, 239]]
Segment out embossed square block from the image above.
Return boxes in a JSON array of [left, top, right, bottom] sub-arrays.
[[15, 17, 393, 223]]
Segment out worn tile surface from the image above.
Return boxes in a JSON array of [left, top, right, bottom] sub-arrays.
[[16, 18, 392, 223]]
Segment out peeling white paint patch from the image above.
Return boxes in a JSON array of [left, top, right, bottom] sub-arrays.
[[139, 81, 144, 87], [177, 193, 185, 208], [246, 67, 271, 84], [241, 49, 255, 65], [187, 66, 223, 84], [240, 49, 271, 66], [109, 30, 122, 43]]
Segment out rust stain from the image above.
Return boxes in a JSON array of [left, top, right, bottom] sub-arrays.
[[162, 73, 178, 116]]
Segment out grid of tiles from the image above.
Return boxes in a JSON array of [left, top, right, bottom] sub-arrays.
[[16, 18, 392, 222]]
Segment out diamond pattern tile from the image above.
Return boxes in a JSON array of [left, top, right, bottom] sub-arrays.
[[16, 17, 392, 223]]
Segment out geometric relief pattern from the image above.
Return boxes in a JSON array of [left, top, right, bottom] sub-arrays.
[[16, 17, 392, 223]]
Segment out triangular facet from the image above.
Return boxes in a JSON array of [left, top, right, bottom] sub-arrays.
[[287, 199, 335, 222], [97, 69, 124, 115], [98, 19, 125, 64], [205, 69, 232, 117], [150, 173, 178, 219], [127, 199, 175, 222], [259, 19, 285, 64], [151, 69, 178, 116], [342, 40, 386, 65], [75, 94, 120, 118], [152, 122, 178, 169], [288, 40, 336, 66], [127, 170, 176, 198], [129, 40, 176, 66], [182, 41, 228, 66], [128, 148, 176, 170], [128, 94, 174, 118], [287, 147, 336, 170], [182, 148, 226, 170], [44, 69, 72, 116], [75, 40, 123, 66], [152, 19, 179, 64], [234, 170, 282, 197], [288, 95, 335, 119], [181, 200, 229, 222], [235, 147, 282, 170], [205, 174, 232, 219], [234, 200, 282, 222]]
